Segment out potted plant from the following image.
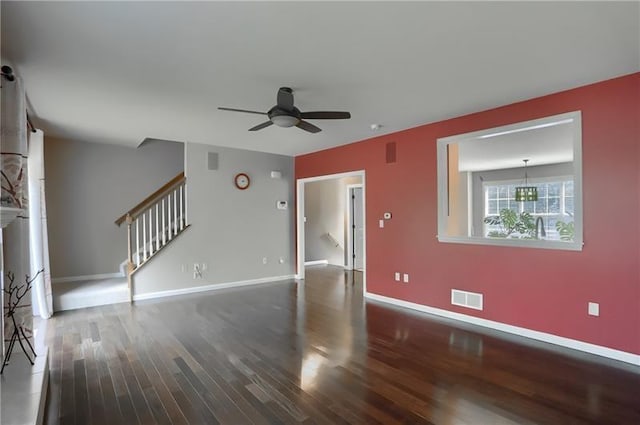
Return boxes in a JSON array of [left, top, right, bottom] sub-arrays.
[[483, 209, 536, 239], [555, 220, 575, 241]]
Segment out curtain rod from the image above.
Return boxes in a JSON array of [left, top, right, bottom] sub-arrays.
[[2, 64, 38, 133]]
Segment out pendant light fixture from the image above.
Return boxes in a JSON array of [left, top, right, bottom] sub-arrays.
[[515, 159, 538, 202]]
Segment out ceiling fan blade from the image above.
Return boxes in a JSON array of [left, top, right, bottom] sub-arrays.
[[277, 87, 294, 111], [300, 111, 351, 120], [248, 121, 274, 131], [218, 107, 267, 115], [296, 120, 322, 134]]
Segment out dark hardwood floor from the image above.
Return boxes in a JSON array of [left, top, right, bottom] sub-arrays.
[[44, 266, 640, 425]]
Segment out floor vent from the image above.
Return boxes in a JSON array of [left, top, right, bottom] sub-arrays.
[[451, 289, 483, 310]]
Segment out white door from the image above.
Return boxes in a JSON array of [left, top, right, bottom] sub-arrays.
[[351, 187, 364, 271]]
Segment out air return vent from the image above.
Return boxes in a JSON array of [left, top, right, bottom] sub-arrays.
[[386, 142, 396, 163], [451, 289, 483, 310], [207, 152, 219, 170]]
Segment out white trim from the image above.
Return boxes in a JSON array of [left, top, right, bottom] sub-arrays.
[[132, 274, 296, 301], [298, 170, 364, 184], [365, 292, 640, 367], [437, 235, 583, 251], [296, 170, 366, 294], [304, 260, 329, 266], [52, 272, 123, 284]]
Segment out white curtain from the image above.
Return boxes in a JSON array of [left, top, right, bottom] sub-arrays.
[[1, 74, 33, 343], [28, 130, 53, 319]]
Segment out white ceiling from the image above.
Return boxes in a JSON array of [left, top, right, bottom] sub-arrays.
[[457, 121, 574, 172], [2, 1, 639, 157]]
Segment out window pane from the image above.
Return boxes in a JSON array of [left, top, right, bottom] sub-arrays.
[[537, 184, 548, 198], [522, 202, 534, 213], [487, 200, 497, 215], [487, 186, 497, 198], [565, 197, 574, 215], [549, 196, 561, 213], [498, 186, 508, 198], [565, 181, 574, 196], [535, 198, 546, 213], [549, 183, 561, 196]]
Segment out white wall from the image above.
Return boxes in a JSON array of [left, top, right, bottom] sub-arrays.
[[45, 137, 184, 278], [304, 176, 362, 266], [133, 142, 294, 296]]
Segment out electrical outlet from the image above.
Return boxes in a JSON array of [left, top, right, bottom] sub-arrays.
[[202, 263, 207, 271], [588, 302, 599, 316], [403, 273, 409, 283], [180, 264, 186, 273], [394, 272, 400, 281], [263, 257, 268, 265], [379, 219, 384, 228]]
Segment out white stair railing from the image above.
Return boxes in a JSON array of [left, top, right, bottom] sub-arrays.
[[115, 173, 189, 301]]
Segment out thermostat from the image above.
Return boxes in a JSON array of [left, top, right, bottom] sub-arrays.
[[277, 201, 288, 210]]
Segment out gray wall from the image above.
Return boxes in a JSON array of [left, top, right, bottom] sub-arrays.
[[304, 176, 362, 266], [133, 142, 295, 296], [45, 137, 184, 277], [471, 162, 573, 236]]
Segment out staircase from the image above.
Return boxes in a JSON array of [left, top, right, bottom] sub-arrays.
[[115, 172, 190, 301]]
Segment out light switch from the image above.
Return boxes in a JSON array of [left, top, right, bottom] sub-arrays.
[[403, 273, 409, 283], [588, 302, 599, 316], [379, 219, 384, 228], [394, 272, 400, 281]]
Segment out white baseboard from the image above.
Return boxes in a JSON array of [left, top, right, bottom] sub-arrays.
[[133, 274, 296, 301], [52, 272, 123, 284], [304, 260, 329, 266], [365, 292, 640, 367]]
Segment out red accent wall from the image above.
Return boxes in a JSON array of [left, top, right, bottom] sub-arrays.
[[295, 73, 640, 355]]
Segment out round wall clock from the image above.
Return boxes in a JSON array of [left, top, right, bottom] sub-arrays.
[[234, 173, 250, 190]]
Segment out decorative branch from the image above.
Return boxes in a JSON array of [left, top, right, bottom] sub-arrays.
[[1, 169, 23, 208], [3, 269, 43, 317]]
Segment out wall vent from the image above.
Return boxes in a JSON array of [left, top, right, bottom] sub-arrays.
[[385, 142, 396, 163], [207, 152, 219, 170], [451, 289, 483, 310]]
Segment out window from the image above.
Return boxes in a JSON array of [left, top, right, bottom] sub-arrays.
[[483, 179, 574, 241], [436, 111, 583, 251]]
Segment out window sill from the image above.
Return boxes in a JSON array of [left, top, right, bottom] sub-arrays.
[[437, 235, 583, 251]]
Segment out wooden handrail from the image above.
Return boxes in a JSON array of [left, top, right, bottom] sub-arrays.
[[115, 172, 185, 226]]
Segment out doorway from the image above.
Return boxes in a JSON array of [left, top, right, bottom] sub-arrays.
[[296, 170, 366, 293]]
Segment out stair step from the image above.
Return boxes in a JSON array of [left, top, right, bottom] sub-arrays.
[[53, 277, 128, 311]]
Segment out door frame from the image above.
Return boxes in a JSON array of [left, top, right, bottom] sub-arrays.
[[296, 170, 366, 293], [345, 183, 364, 271]]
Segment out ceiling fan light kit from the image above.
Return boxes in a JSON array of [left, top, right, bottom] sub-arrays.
[[270, 113, 299, 128], [219, 87, 351, 134]]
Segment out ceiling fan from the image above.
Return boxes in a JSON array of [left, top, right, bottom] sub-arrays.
[[218, 87, 351, 133]]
